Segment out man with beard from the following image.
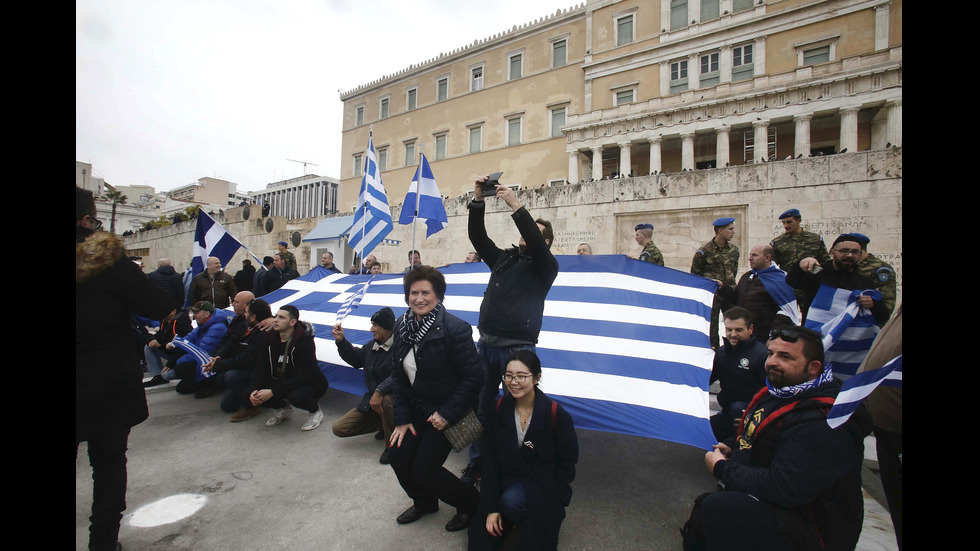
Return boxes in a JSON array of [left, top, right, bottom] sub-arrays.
[[786, 233, 889, 327], [708, 307, 767, 441], [698, 325, 871, 551]]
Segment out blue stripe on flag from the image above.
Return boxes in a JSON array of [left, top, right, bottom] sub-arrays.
[[827, 355, 902, 429], [269, 256, 718, 450], [805, 285, 882, 378], [347, 135, 393, 257], [191, 211, 243, 277]]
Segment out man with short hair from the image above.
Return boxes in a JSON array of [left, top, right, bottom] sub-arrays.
[[204, 298, 275, 419], [254, 256, 274, 296], [147, 258, 185, 305], [852, 233, 897, 321], [192, 291, 254, 399], [277, 241, 297, 271], [331, 307, 397, 463], [627, 223, 664, 265], [708, 307, 767, 441], [188, 256, 238, 309], [770, 208, 831, 318], [369, 263, 383, 275], [403, 250, 422, 272], [576, 243, 593, 255], [465, 251, 481, 263], [259, 253, 300, 296], [717, 243, 797, 343], [320, 251, 342, 273], [233, 259, 256, 293], [142, 308, 193, 388], [699, 325, 871, 551], [463, 174, 560, 484], [165, 301, 230, 394], [244, 305, 329, 431], [691, 217, 740, 348]]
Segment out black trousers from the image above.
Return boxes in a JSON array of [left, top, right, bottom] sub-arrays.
[[77, 427, 131, 551], [701, 491, 792, 551], [388, 411, 478, 513], [874, 425, 903, 549]]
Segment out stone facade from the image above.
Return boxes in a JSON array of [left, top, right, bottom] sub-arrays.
[[123, 147, 902, 305]]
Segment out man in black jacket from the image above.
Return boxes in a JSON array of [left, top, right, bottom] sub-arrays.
[[77, 187, 177, 551], [708, 307, 768, 441], [700, 325, 870, 551], [204, 299, 274, 419], [259, 253, 299, 296], [331, 307, 397, 463], [147, 258, 185, 305], [462, 175, 560, 484]]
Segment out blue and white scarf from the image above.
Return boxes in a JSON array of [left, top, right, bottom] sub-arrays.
[[767, 362, 836, 398]]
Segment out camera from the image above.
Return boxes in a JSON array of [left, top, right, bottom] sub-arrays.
[[480, 172, 503, 197]]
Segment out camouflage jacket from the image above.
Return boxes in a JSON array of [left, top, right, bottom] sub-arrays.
[[856, 253, 897, 320], [770, 231, 830, 270], [691, 239, 740, 287], [279, 250, 297, 271], [639, 241, 665, 266]]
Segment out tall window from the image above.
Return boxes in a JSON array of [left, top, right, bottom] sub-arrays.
[[353, 153, 362, 177], [377, 147, 388, 172], [471, 66, 484, 91], [732, 44, 754, 82], [379, 97, 389, 119], [700, 52, 720, 87], [404, 140, 416, 166], [552, 39, 567, 68], [509, 53, 523, 80], [469, 126, 482, 153], [507, 117, 522, 146], [550, 106, 567, 138], [437, 77, 448, 102], [701, 0, 720, 21], [670, 60, 689, 93], [616, 13, 634, 46], [355, 105, 364, 127], [670, 0, 688, 31], [434, 133, 447, 160], [407, 88, 417, 111], [733, 0, 754, 12]]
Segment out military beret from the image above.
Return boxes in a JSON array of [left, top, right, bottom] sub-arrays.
[[370, 307, 396, 330], [850, 233, 871, 246], [635, 223, 654, 231], [278, 241, 288, 247], [832, 234, 862, 248], [779, 208, 801, 219], [713, 217, 735, 227]]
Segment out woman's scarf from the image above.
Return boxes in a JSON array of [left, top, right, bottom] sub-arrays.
[[399, 302, 442, 346]]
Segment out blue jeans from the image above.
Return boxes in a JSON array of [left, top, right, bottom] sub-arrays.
[[468, 342, 536, 468], [144, 344, 169, 377], [212, 370, 253, 413]]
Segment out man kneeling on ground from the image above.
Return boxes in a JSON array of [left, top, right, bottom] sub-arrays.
[[331, 307, 397, 464], [240, 305, 329, 431]]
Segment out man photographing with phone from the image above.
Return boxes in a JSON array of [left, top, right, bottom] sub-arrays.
[[460, 173, 560, 486]]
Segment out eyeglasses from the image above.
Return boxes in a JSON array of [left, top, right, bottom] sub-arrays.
[[832, 248, 861, 257], [502, 373, 532, 383], [768, 327, 822, 345]]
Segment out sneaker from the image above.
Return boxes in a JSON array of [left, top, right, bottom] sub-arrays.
[[459, 464, 480, 486], [143, 375, 167, 388], [265, 405, 293, 426], [301, 408, 323, 431], [229, 406, 261, 423]]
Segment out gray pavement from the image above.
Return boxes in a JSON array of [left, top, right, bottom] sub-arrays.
[[77, 383, 897, 550]]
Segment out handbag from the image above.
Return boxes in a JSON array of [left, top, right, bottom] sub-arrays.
[[442, 409, 483, 453]]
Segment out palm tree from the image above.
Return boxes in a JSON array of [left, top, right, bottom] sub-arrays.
[[104, 189, 128, 234]]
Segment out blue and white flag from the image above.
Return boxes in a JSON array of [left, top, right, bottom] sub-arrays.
[[804, 285, 882, 378], [335, 276, 373, 324], [753, 261, 800, 325], [261, 256, 719, 450], [347, 135, 394, 258], [399, 152, 448, 238], [827, 354, 902, 429], [171, 336, 214, 379], [191, 210, 243, 278]]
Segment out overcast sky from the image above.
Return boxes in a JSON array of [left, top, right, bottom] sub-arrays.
[[76, 0, 574, 194]]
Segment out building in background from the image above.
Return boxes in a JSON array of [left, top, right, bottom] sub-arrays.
[[337, 0, 901, 210], [249, 174, 341, 220]]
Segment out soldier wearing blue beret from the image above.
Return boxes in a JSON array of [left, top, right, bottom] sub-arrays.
[[692, 218, 740, 348], [628, 223, 664, 266]]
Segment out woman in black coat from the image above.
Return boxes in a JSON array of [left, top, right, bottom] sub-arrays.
[[468, 350, 579, 551], [389, 266, 483, 533]]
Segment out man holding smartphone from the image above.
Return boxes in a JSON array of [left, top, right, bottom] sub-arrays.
[[461, 173, 560, 486]]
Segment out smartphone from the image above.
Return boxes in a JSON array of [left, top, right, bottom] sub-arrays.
[[481, 172, 503, 197]]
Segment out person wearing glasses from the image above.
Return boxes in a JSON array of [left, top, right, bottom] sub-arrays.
[[696, 325, 871, 551], [786, 233, 890, 327], [468, 350, 578, 551]]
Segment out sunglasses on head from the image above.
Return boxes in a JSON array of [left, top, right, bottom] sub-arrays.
[[768, 327, 821, 344]]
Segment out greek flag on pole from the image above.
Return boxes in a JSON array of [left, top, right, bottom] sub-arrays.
[[335, 277, 373, 324], [753, 262, 800, 325], [191, 210, 243, 277], [804, 285, 882, 378], [347, 135, 393, 258], [827, 355, 902, 429], [260, 255, 718, 450], [399, 152, 448, 238], [171, 336, 213, 377]]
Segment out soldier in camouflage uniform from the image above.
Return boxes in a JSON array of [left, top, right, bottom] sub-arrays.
[[628, 223, 664, 266], [691, 217, 740, 348], [277, 241, 297, 272], [770, 209, 831, 319], [851, 233, 897, 321]]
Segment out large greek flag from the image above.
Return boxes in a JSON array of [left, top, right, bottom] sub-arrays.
[[804, 285, 882, 378], [191, 210, 243, 277], [256, 256, 718, 450], [347, 135, 393, 258]]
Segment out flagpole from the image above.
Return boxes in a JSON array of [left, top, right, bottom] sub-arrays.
[[410, 145, 423, 260], [357, 129, 372, 273]]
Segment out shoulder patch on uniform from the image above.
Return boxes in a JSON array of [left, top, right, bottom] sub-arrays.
[[876, 267, 893, 282]]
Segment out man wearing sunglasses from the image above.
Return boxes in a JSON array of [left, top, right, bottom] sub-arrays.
[[698, 325, 871, 551]]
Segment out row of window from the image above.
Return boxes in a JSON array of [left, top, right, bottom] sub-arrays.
[[668, 0, 756, 32], [352, 106, 569, 177]]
